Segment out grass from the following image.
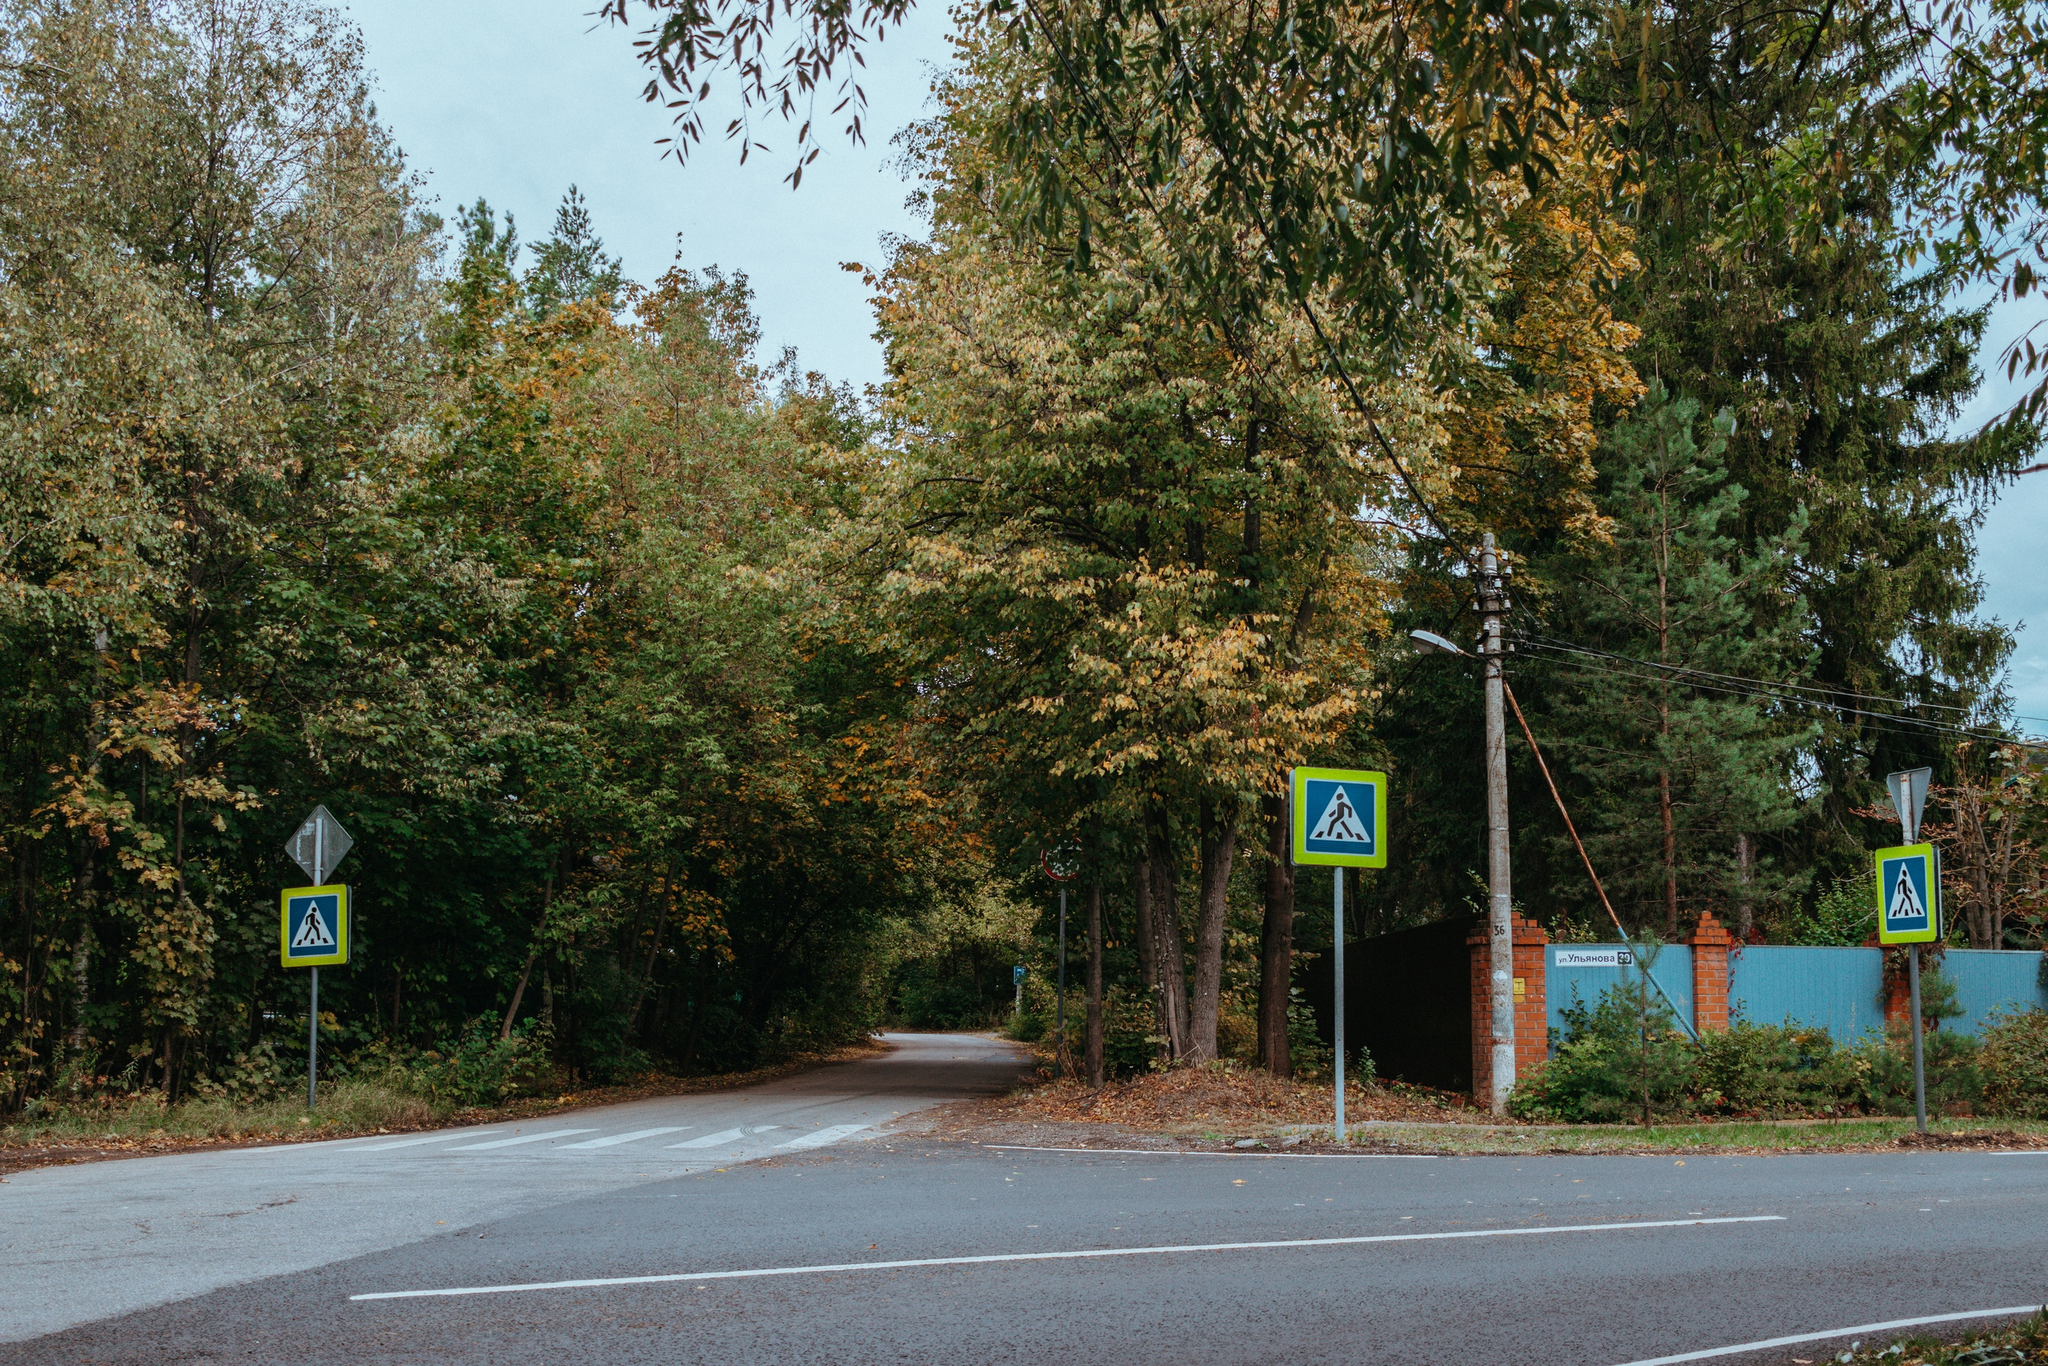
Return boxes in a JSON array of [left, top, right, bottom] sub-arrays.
[[1227, 1115, 2048, 1154], [1, 1077, 443, 1154], [1819, 1309, 2048, 1364]]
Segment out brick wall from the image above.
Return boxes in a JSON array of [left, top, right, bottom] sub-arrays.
[[1689, 911, 1732, 1033], [1467, 914, 1549, 1100]]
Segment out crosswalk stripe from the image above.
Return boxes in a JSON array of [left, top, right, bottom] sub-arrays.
[[780, 1124, 868, 1150], [448, 1129, 598, 1151], [666, 1126, 781, 1149], [348, 1130, 502, 1152], [560, 1127, 689, 1150]]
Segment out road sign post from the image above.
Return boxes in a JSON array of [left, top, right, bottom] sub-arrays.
[[1290, 766, 1388, 1144], [283, 806, 355, 1109], [1880, 766, 1938, 1134], [1013, 964, 1025, 1017]]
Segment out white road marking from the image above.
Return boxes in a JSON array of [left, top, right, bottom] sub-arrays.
[[781, 1124, 868, 1150], [983, 1144, 1435, 1159], [350, 1215, 1786, 1302], [1605, 1305, 2044, 1365], [447, 1130, 597, 1151], [347, 1131, 502, 1152], [667, 1127, 780, 1149], [560, 1128, 689, 1150]]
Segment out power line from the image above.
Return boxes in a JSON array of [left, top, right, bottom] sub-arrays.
[[1518, 631, 2048, 728], [1513, 643, 2048, 754]]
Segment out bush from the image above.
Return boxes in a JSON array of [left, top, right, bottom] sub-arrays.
[[1781, 877, 1877, 946], [1849, 1025, 1983, 1116], [189, 1041, 289, 1105], [1694, 1023, 1857, 1116], [369, 1021, 560, 1108], [1286, 987, 1333, 1081], [1979, 1009, 2048, 1118], [1510, 974, 1694, 1124]]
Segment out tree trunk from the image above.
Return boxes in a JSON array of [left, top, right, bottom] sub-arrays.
[[623, 851, 676, 1046], [1257, 793, 1295, 1076], [1659, 763, 1678, 937], [500, 949, 540, 1040], [1187, 798, 1239, 1061], [67, 839, 96, 1068], [1146, 807, 1190, 1060], [1734, 834, 1754, 941], [1133, 856, 1158, 1060], [1085, 879, 1104, 1088], [500, 872, 554, 1040]]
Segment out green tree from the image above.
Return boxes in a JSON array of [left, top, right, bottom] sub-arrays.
[[1573, 0, 2038, 883], [1537, 385, 1814, 936]]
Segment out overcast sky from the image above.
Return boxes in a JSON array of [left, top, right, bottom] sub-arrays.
[[342, 0, 2048, 734]]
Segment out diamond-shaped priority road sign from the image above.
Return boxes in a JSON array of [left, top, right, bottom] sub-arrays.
[[286, 805, 354, 886]]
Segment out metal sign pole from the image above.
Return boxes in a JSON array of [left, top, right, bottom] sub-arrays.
[[1333, 867, 1345, 1145], [1897, 784, 1929, 1134], [308, 965, 320, 1110], [1056, 887, 1068, 1076], [1907, 949, 1926, 1132]]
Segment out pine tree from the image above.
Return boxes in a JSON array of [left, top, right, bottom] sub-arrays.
[[1538, 384, 1814, 936], [524, 186, 623, 319], [1571, 0, 2040, 875]]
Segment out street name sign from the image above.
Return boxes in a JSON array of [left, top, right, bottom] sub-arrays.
[[1555, 948, 1636, 967], [1874, 844, 1940, 945], [281, 885, 351, 967], [1290, 767, 1388, 868]]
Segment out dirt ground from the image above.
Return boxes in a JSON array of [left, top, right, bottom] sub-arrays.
[[889, 1060, 2048, 1157]]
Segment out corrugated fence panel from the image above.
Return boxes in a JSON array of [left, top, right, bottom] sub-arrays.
[[1728, 946, 1883, 1039], [1546, 945, 1692, 1051], [1940, 949, 2047, 1036]]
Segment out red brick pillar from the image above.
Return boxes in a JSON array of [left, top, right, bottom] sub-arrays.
[[1688, 911, 1732, 1034], [1468, 915, 1549, 1100]]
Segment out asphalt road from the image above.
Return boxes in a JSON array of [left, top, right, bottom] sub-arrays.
[[8, 1037, 2048, 1365]]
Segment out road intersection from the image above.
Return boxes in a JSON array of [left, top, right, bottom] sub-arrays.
[[6, 1034, 2046, 1364]]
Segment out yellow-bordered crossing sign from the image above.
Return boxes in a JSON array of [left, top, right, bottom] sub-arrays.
[[1874, 844, 1940, 946], [1291, 767, 1388, 869], [281, 885, 350, 967]]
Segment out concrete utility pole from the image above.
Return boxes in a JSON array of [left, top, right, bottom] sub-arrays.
[[1479, 534, 1515, 1114]]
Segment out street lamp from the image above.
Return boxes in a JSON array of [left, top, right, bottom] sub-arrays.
[[1409, 532, 1515, 1114]]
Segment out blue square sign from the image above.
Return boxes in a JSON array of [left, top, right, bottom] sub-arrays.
[[1874, 844, 1939, 945], [281, 885, 350, 967], [1291, 767, 1388, 868]]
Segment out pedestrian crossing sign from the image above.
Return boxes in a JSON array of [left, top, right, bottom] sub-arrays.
[[281, 885, 350, 967], [1291, 767, 1388, 869], [1874, 844, 1939, 945]]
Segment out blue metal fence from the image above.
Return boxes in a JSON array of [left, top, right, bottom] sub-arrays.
[[1728, 946, 1884, 1039], [1940, 949, 2048, 1037], [1546, 945, 1692, 1048], [1545, 942, 2046, 1046]]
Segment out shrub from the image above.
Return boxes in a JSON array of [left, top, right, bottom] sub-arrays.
[[1693, 1022, 1857, 1116], [1980, 1008, 2048, 1118], [1850, 1025, 1983, 1115], [1286, 987, 1332, 1081], [1509, 974, 1694, 1124], [1781, 877, 1877, 946], [189, 1041, 289, 1105], [391, 1021, 560, 1108]]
